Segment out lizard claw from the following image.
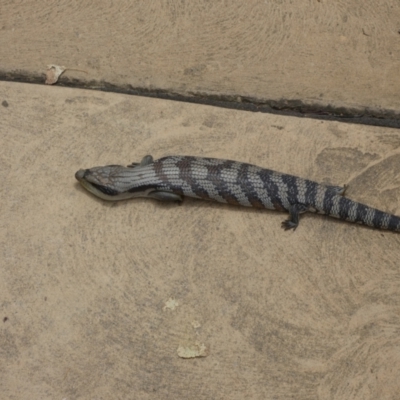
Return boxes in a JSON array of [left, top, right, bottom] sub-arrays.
[[281, 220, 297, 231]]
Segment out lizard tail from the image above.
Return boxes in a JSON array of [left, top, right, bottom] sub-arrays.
[[315, 195, 400, 232]]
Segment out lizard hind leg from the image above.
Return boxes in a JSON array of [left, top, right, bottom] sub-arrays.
[[326, 184, 348, 196], [281, 203, 309, 231]]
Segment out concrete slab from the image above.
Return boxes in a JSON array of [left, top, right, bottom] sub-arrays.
[[1, 1, 400, 113], [1, 81, 400, 399]]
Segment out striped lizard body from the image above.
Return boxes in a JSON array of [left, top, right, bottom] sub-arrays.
[[75, 155, 400, 232]]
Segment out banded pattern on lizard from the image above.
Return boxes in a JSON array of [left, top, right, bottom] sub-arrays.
[[75, 155, 400, 232]]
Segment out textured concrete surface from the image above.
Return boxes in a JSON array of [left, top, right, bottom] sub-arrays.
[[1, 82, 400, 399], [1, 1, 400, 399], [1, 1, 400, 112]]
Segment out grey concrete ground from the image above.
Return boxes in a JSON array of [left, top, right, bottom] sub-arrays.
[[1, 1, 400, 112], [1, 2, 400, 399]]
